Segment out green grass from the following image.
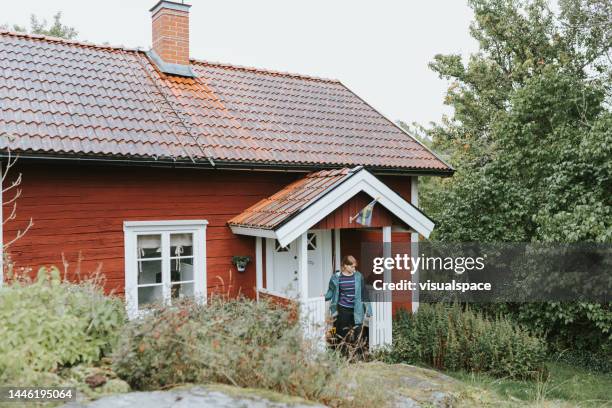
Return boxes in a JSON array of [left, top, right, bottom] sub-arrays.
[[449, 361, 612, 407]]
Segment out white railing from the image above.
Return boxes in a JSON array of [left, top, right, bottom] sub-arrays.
[[368, 288, 392, 351], [300, 296, 326, 350]]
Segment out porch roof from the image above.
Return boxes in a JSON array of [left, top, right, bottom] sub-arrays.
[[228, 166, 435, 246]]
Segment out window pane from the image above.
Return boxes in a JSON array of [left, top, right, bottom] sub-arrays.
[[171, 233, 193, 257], [138, 260, 162, 285], [138, 234, 162, 259], [307, 233, 317, 251], [171, 282, 194, 300], [138, 285, 163, 307], [171, 257, 194, 282], [275, 240, 289, 252]]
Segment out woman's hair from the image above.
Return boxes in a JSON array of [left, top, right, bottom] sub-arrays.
[[342, 255, 357, 267]]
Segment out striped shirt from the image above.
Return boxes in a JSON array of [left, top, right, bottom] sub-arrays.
[[338, 273, 356, 308]]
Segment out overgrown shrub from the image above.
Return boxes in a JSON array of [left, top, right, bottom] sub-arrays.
[[112, 297, 339, 400], [385, 303, 547, 379], [473, 302, 611, 357], [0, 267, 126, 384], [552, 349, 612, 374], [511, 302, 610, 354]]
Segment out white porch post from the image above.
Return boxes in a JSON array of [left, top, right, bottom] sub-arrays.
[[334, 228, 341, 271], [370, 226, 393, 350], [383, 226, 392, 284], [381, 225, 393, 346], [297, 232, 308, 300], [411, 176, 420, 313], [255, 237, 263, 300], [297, 232, 325, 349]]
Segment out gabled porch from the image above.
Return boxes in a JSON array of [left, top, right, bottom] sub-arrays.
[[228, 166, 434, 350]]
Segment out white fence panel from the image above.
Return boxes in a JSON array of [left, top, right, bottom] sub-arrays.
[[301, 296, 326, 350], [368, 289, 392, 351]]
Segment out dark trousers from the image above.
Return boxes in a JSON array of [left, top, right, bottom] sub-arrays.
[[334, 305, 365, 355]]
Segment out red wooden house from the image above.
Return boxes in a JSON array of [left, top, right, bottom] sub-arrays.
[[0, 1, 452, 347]]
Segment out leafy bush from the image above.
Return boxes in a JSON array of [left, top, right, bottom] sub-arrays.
[[473, 302, 611, 358], [385, 303, 547, 379], [513, 303, 610, 354], [0, 266, 126, 384], [552, 349, 612, 374], [112, 297, 339, 400]]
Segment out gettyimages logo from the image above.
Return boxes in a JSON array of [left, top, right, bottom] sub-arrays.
[[361, 242, 611, 303], [372, 253, 486, 275]]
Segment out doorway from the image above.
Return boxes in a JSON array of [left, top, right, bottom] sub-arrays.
[[266, 230, 332, 298]]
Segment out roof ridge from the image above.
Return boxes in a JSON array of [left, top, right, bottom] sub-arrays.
[[0, 30, 340, 84], [191, 59, 341, 84], [0, 29, 141, 53]]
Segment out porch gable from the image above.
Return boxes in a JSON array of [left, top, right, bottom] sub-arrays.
[[228, 166, 434, 246]]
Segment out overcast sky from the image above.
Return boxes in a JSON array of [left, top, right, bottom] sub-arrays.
[[3, 0, 478, 127]]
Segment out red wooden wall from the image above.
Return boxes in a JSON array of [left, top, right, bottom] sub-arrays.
[[333, 175, 415, 314], [313, 191, 397, 229], [312, 175, 413, 230], [339, 229, 414, 314], [2, 162, 415, 305], [2, 163, 301, 298]]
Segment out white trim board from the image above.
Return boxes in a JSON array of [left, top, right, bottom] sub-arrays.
[[230, 168, 435, 247], [411, 176, 420, 313], [230, 226, 277, 239], [124, 220, 208, 229]]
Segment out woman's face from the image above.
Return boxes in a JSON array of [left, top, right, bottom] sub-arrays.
[[344, 261, 357, 272]]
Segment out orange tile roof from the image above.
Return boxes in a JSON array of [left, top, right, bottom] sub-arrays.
[[228, 167, 356, 229], [0, 30, 452, 172]]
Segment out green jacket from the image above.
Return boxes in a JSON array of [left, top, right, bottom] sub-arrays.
[[324, 270, 372, 325]]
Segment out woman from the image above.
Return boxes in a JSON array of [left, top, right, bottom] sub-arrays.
[[324, 255, 372, 354]]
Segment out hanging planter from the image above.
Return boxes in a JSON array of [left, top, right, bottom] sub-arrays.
[[232, 255, 251, 272]]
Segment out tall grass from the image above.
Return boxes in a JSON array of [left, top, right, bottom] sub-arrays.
[[386, 303, 547, 379]]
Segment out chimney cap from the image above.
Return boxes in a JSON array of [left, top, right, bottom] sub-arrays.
[[150, 0, 191, 15]]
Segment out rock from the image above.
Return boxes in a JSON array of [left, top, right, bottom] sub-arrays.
[[430, 391, 456, 407], [393, 396, 422, 408], [60, 362, 503, 407], [333, 361, 497, 407], [85, 374, 108, 388], [61, 385, 324, 408]]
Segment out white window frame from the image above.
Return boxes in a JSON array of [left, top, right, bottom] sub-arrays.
[[123, 220, 208, 318]]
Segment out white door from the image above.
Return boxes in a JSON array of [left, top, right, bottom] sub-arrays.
[[306, 230, 332, 298], [267, 230, 332, 298], [271, 239, 298, 297]]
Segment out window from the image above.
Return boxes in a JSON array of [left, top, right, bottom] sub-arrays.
[[124, 220, 207, 318], [275, 240, 290, 252], [307, 232, 317, 251]]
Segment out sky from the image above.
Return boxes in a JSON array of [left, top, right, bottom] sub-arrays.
[[2, 0, 478, 127]]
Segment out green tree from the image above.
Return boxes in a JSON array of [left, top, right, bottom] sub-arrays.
[[421, 0, 611, 353], [1, 12, 77, 39]]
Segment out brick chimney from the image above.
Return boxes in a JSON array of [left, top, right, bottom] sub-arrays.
[[148, 1, 195, 77]]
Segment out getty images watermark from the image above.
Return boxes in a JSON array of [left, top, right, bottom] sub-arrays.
[[362, 242, 611, 303], [371, 252, 491, 292]]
